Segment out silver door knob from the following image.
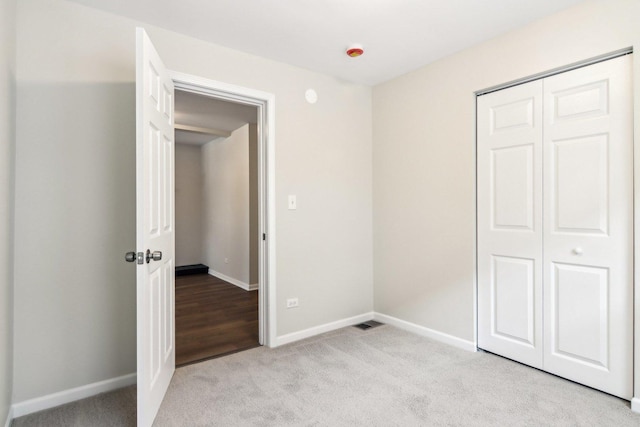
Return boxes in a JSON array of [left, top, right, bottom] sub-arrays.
[[573, 247, 583, 255], [126, 251, 144, 264], [146, 249, 163, 263]]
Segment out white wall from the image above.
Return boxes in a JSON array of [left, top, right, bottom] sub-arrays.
[[175, 143, 204, 266], [373, 0, 640, 343], [14, 0, 373, 403], [0, 0, 16, 422], [203, 125, 251, 285]]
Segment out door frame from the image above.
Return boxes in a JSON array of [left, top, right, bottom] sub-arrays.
[[473, 47, 640, 408], [170, 70, 276, 347]]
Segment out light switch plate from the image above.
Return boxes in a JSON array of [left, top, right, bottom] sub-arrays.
[[288, 195, 297, 210]]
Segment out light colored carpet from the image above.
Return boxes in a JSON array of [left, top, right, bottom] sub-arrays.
[[13, 325, 640, 426]]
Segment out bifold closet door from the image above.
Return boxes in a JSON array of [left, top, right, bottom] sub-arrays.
[[542, 55, 632, 399], [477, 80, 544, 369], [478, 54, 633, 400]]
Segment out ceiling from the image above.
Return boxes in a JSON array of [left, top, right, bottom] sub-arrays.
[[175, 90, 257, 146], [68, 0, 584, 85]]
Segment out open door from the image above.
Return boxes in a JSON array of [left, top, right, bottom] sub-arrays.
[[135, 28, 175, 427]]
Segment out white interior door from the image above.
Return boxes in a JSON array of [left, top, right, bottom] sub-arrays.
[[477, 81, 544, 368], [136, 28, 176, 426], [542, 55, 632, 399]]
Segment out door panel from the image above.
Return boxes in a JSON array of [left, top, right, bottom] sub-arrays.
[[136, 28, 176, 427], [491, 144, 534, 230], [543, 55, 632, 399], [552, 134, 608, 234], [478, 80, 544, 368], [491, 97, 534, 132], [492, 256, 535, 345], [552, 80, 608, 122], [550, 263, 609, 368]]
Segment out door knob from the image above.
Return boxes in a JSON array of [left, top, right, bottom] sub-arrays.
[[125, 251, 144, 264], [573, 247, 584, 255], [146, 249, 163, 263]]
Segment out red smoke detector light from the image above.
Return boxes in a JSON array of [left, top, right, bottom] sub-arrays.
[[346, 45, 364, 58]]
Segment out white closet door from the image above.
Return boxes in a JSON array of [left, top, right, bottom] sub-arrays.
[[477, 80, 544, 368], [542, 55, 633, 399]]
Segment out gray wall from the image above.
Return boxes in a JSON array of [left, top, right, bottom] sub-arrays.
[[175, 143, 204, 266], [14, 0, 373, 402], [0, 0, 16, 422], [372, 0, 640, 342], [202, 124, 252, 285]]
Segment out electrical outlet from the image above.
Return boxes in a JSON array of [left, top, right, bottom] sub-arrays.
[[286, 298, 299, 308], [224, 258, 229, 264]]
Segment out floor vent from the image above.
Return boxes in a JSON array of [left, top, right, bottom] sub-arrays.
[[353, 320, 384, 330]]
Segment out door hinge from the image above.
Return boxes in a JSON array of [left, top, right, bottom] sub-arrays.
[[263, 233, 266, 241]]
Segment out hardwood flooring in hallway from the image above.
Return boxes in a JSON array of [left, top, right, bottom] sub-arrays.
[[175, 273, 259, 366]]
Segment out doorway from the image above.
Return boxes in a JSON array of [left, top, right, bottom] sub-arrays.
[[168, 72, 276, 351], [173, 90, 260, 365]]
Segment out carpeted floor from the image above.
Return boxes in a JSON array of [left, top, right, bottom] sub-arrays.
[[13, 325, 640, 426]]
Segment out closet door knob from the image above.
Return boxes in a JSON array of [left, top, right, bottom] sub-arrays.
[[573, 247, 583, 255]]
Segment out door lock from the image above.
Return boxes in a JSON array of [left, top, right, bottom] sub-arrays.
[[146, 249, 163, 263], [125, 251, 145, 265]]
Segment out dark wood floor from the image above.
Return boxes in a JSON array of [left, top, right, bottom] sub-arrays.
[[175, 273, 259, 366]]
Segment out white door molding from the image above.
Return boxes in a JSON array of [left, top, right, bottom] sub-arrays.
[[169, 71, 277, 348]]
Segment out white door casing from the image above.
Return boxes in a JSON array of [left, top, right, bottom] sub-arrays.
[[478, 54, 633, 399], [168, 71, 277, 348], [477, 80, 544, 368], [136, 28, 176, 427], [542, 55, 633, 399]]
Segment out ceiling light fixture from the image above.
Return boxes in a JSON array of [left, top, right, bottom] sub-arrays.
[[346, 44, 364, 58]]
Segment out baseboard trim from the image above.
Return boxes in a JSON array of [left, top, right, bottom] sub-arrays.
[[208, 269, 257, 291], [4, 406, 13, 427], [373, 312, 477, 352], [631, 397, 640, 413], [274, 312, 374, 347], [12, 373, 136, 418]]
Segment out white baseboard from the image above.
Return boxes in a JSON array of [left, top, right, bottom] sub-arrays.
[[631, 397, 640, 413], [12, 373, 136, 418], [273, 311, 476, 352], [208, 269, 258, 291], [4, 406, 12, 427], [274, 312, 374, 347], [373, 312, 477, 352]]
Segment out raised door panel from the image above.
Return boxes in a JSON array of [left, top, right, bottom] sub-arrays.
[[552, 80, 608, 123], [550, 263, 609, 368], [551, 134, 608, 235], [491, 256, 535, 346], [477, 80, 543, 368], [491, 145, 534, 231], [543, 55, 632, 399], [491, 97, 534, 133]]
